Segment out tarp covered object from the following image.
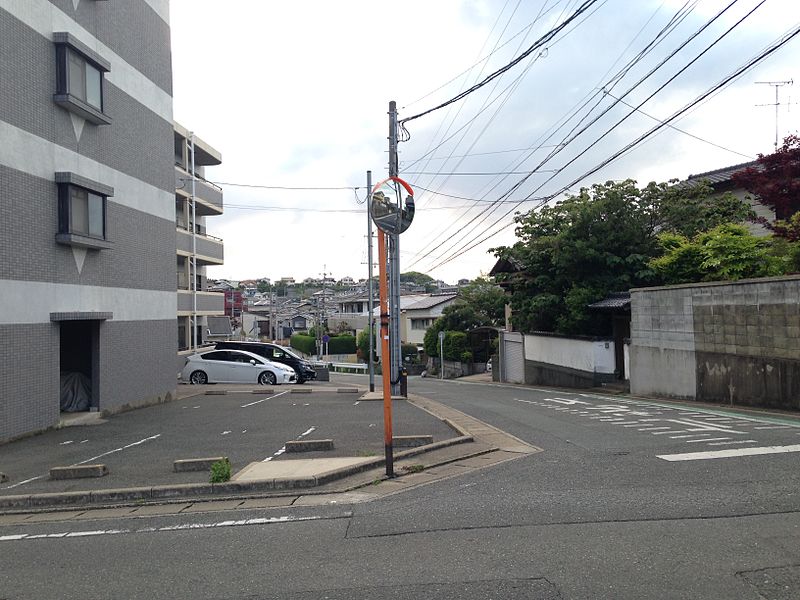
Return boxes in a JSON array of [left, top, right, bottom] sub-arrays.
[[60, 372, 91, 412]]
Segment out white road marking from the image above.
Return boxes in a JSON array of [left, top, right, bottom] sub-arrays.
[[0, 514, 334, 543], [80, 440, 88, 444], [613, 421, 641, 425], [59, 440, 73, 445], [651, 430, 685, 435], [658, 444, 800, 462], [240, 390, 289, 408], [707, 440, 758, 446], [3, 434, 162, 490], [753, 425, 793, 430], [263, 426, 316, 462], [221, 431, 231, 436], [669, 434, 714, 439], [638, 427, 672, 431], [685, 437, 731, 443], [353, 401, 360, 405]]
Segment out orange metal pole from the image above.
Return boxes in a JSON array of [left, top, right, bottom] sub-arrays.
[[377, 229, 394, 477]]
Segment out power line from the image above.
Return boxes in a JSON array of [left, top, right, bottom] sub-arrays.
[[428, 20, 800, 272], [212, 181, 361, 191], [400, 0, 601, 125]]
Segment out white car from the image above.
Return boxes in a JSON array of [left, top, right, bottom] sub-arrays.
[[182, 349, 297, 385]]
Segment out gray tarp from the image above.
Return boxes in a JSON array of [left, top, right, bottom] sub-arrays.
[[60, 372, 91, 412]]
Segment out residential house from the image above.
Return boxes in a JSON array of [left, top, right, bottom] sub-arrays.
[[682, 160, 774, 236], [401, 294, 459, 347], [0, 1, 177, 441]]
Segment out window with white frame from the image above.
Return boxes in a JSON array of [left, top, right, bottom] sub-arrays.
[[53, 32, 111, 125], [411, 318, 433, 330]]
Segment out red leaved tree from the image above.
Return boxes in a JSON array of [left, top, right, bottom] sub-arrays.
[[732, 134, 800, 233]]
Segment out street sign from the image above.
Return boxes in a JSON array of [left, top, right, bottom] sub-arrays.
[[371, 176, 415, 235], [322, 334, 330, 343], [438, 331, 445, 341]]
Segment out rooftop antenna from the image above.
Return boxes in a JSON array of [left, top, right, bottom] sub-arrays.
[[755, 79, 793, 151]]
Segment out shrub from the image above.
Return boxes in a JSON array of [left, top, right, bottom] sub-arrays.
[[209, 458, 231, 483], [290, 334, 315, 356], [328, 334, 356, 355]]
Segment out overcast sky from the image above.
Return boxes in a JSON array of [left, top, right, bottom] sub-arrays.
[[169, 0, 800, 284]]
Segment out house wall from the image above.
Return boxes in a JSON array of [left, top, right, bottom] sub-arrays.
[[522, 333, 616, 388], [630, 276, 800, 409], [0, 1, 176, 442]]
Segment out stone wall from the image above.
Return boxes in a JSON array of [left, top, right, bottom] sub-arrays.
[[630, 276, 800, 409]]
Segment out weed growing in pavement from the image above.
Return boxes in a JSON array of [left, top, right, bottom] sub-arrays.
[[402, 464, 425, 474], [209, 458, 231, 483]]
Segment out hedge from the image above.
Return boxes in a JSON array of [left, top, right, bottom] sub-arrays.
[[290, 334, 315, 356], [328, 334, 356, 355]]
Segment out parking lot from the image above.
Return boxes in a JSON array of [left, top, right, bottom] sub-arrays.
[[0, 383, 458, 497]]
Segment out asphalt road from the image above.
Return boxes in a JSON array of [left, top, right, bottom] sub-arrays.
[[2, 375, 799, 599]]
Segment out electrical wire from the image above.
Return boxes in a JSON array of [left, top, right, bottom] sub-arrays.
[[400, 0, 601, 125], [427, 20, 800, 272]]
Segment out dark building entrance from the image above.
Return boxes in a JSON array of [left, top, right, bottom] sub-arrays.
[[59, 320, 99, 412]]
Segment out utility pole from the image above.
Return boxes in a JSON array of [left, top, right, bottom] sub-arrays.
[[366, 170, 375, 392], [388, 101, 402, 396], [756, 80, 793, 151]]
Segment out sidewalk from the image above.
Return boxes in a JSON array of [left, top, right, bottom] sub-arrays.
[[0, 380, 540, 512]]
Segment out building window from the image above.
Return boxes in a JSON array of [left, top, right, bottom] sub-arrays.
[[53, 32, 111, 125], [55, 172, 113, 250]]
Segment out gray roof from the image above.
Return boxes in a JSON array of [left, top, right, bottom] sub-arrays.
[[685, 160, 758, 187], [404, 294, 458, 311], [587, 292, 631, 311]]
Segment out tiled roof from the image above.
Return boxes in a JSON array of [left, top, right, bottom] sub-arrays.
[[587, 292, 631, 310], [404, 293, 458, 311], [685, 160, 759, 186]]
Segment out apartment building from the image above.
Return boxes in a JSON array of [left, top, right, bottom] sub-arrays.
[[174, 124, 225, 369], [0, 1, 177, 442]]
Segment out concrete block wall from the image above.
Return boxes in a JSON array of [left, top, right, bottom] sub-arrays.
[[631, 276, 800, 409]]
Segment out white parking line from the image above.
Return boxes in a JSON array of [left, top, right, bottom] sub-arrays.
[[707, 440, 758, 446], [651, 430, 685, 435], [685, 437, 730, 443], [240, 390, 289, 408], [658, 444, 800, 462], [638, 427, 672, 431], [753, 425, 793, 430], [669, 434, 713, 439]]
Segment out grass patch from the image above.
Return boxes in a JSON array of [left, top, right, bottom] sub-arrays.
[[209, 458, 232, 483], [401, 464, 425, 474]]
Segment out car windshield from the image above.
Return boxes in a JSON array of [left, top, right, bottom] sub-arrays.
[[281, 347, 302, 360]]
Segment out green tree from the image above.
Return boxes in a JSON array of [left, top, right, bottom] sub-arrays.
[[458, 277, 506, 326], [356, 329, 375, 362], [651, 224, 790, 284], [493, 179, 757, 335], [400, 271, 434, 285]]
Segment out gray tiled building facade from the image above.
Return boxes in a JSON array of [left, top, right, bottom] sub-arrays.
[[0, 0, 177, 442]]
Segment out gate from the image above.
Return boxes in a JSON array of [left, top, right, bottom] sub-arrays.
[[501, 331, 525, 384]]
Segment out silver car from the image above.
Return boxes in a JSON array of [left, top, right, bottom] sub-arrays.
[[181, 349, 297, 385]]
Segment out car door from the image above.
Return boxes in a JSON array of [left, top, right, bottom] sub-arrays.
[[198, 350, 232, 382], [228, 351, 262, 383]]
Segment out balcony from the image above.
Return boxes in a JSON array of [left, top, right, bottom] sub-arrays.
[[176, 228, 224, 266], [177, 290, 224, 314], [175, 166, 223, 216]]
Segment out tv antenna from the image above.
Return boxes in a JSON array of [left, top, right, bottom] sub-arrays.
[[755, 80, 793, 151]]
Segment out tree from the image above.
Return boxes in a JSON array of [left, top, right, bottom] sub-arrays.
[[357, 329, 376, 363], [732, 134, 800, 226], [492, 179, 757, 335], [458, 278, 506, 326], [650, 224, 789, 285]]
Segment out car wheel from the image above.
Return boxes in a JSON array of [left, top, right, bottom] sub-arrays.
[[189, 370, 208, 385], [259, 371, 277, 386], [296, 377, 306, 384]]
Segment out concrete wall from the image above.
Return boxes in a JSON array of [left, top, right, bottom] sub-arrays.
[[631, 276, 800, 409], [522, 332, 616, 388]]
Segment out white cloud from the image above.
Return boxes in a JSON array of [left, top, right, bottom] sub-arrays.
[[170, 0, 800, 283]]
